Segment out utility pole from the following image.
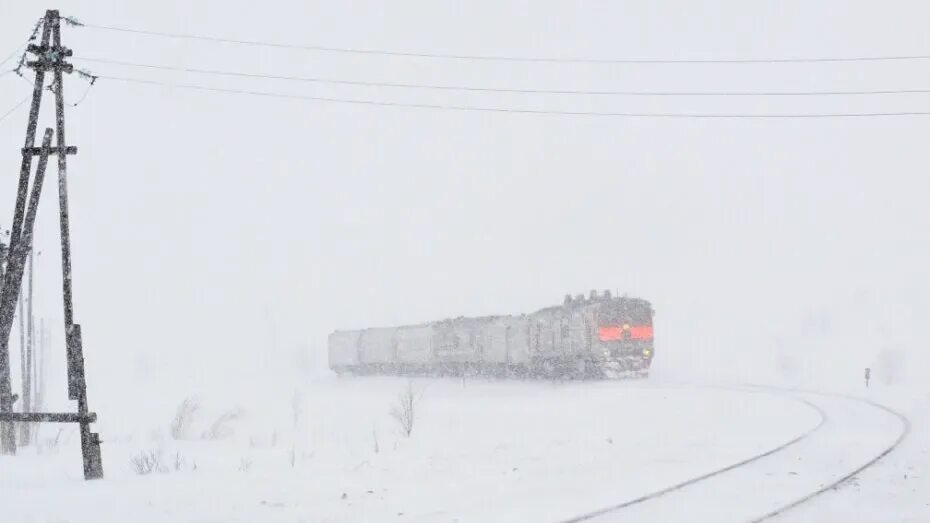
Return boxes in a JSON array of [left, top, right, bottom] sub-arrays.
[[17, 293, 25, 442], [25, 248, 35, 442], [0, 10, 103, 480], [32, 317, 46, 446], [18, 249, 35, 444], [0, 124, 52, 455], [48, 10, 104, 481], [0, 12, 51, 456]]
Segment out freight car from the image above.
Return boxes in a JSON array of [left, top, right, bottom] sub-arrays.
[[328, 291, 654, 379]]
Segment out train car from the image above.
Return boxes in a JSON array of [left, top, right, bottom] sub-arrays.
[[328, 291, 654, 379]]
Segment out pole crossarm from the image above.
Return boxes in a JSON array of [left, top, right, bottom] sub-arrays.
[[26, 43, 73, 57], [25, 61, 74, 74], [25, 42, 74, 73], [22, 146, 77, 156], [0, 411, 96, 423]]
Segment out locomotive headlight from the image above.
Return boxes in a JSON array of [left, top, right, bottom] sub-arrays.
[[643, 348, 652, 356]]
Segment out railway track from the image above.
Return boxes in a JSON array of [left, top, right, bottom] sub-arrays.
[[562, 384, 911, 523], [747, 388, 911, 522]]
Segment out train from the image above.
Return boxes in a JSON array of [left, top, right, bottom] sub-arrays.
[[328, 291, 655, 379]]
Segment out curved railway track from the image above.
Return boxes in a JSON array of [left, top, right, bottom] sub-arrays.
[[747, 389, 911, 522], [562, 384, 911, 523], [562, 386, 827, 522]]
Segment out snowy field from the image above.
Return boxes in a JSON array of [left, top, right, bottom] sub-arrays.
[[2, 4, 930, 520], [785, 387, 929, 523], [2, 290, 928, 522], [0, 376, 829, 522], [585, 388, 907, 522]]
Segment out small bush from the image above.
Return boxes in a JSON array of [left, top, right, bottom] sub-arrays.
[[390, 381, 418, 438], [170, 397, 199, 440], [172, 451, 195, 472], [202, 408, 244, 440], [131, 449, 165, 475]]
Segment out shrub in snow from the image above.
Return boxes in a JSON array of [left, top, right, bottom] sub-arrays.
[[390, 381, 418, 437], [171, 451, 194, 472], [131, 449, 165, 475], [37, 428, 66, 455], [202, 408, 244, 440], [170, 397, 200, 440]]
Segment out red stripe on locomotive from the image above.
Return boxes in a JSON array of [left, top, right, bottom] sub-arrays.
[[598, 325, 653, 341], [598, 326, 623, 341], [630, 325, 653, 340]]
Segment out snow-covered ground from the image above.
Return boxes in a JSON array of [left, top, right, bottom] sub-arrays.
[[586, 388, 907, 522], [3, 288, 929, 522], [2, 376, 828, 522], [4, 371, 926, 522], [784, 386, 929, 523]]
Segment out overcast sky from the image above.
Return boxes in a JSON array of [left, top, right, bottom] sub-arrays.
[[1, 1, 929, 405]]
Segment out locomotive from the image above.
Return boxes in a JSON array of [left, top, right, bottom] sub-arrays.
[[328, 291, 655, 379]]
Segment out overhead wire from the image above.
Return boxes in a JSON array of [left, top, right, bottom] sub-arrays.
[[0, 95, 29, 126], [96, 74, 930, 119], [0, 46, 25, 70], [0, 18, 41, 73], [0, 20, 45, 128], [5, 17, 45, 75], [67, 74, 98, 107], [59, 16, 930, 119], [75, 21, 930, 65], [73, 56, 930, 97]]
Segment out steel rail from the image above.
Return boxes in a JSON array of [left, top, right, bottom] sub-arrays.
[[563, 385, 828, 522]]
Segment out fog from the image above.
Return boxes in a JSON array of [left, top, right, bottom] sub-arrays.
[[1, 0, 929, 406]]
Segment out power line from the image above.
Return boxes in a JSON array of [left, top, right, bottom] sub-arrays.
[[77, 22, 930, 65], [0, 46, 25, 70], [13, 71, 33, 88], [0, 96, 28, 126], [66, 79, 97, 108], [96, 74, 930, 119], [74, 56, 930, 97], [0, 18, 45, 72]]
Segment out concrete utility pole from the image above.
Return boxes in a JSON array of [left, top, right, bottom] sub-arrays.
[[0, 9, 102, 480], [18, 249, 35, 445], [17, 293, 25, 442], [32, 317, 47, 446]]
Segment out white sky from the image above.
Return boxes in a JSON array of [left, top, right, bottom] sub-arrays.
[[1, 1, 929, 399]]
